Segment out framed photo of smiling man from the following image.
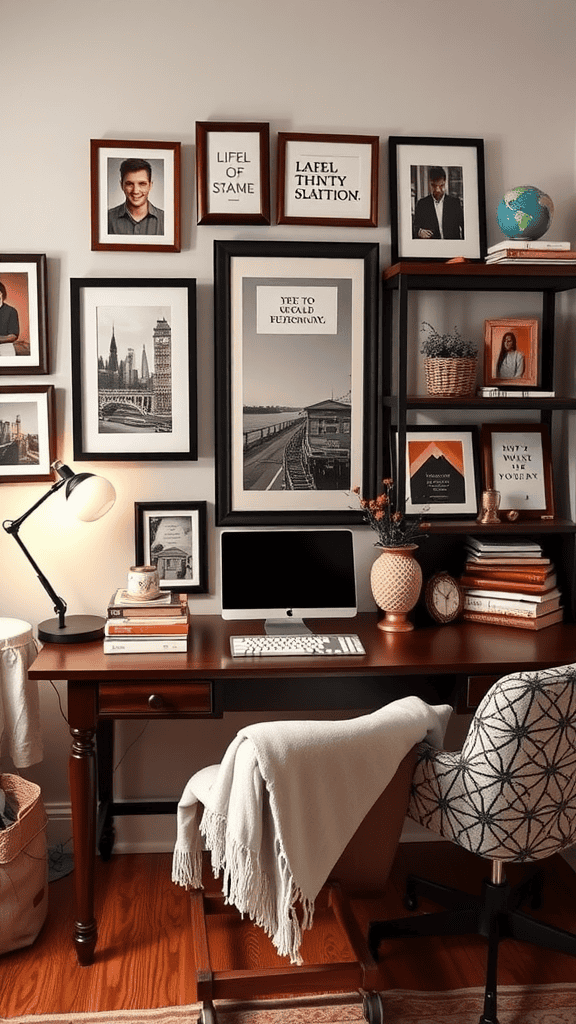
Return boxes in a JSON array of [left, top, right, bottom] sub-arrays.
[[90, 139, 181, 252]]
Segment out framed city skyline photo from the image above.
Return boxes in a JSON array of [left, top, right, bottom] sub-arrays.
[[480, 422, 554, 519], [484, 318, 540, 388], [214, 239, 379, 525], [134, 501, 208, 594], [90, 139, 181, 252], [0, 254, 48, 375], [277, 133, 379, 227], [70, 278, 196, 461], [0, 384, 55, 483], [401, 426, 480, 517], [196, 121, 270, 225], [389, 136, 486, 261]]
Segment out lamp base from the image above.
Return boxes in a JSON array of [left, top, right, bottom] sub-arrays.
[[38, 614, 106, 644]]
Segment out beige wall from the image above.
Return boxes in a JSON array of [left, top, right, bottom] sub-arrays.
[[3, 0, 576, 849]]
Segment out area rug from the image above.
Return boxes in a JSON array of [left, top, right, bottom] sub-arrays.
[[3, 985, 576, 1024]]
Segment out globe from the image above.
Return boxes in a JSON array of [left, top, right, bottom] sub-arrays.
[[497, 185, 554, 240]]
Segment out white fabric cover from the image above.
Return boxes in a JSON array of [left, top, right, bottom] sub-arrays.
[[172, 696, 452, 963], [408, 664, 576, 862], [0, 619, 42, 768]]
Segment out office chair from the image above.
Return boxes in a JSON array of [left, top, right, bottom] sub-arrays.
[[368, 664, 576, 1024]]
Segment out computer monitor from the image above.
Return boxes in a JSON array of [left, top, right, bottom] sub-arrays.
[[220, 528, 357, 634]]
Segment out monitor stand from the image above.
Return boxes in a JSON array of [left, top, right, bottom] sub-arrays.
[[264, 618, 312, 636]]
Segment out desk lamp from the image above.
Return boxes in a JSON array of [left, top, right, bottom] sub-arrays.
[[3, 460, 116, 643]]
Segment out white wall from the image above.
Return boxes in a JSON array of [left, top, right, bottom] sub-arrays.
[[3, 0, 576, 850]]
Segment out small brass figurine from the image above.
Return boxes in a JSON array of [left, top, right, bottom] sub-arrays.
[[477, 489, 501, 524]]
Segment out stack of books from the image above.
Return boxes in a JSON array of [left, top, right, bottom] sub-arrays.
[[477, 386, 556, 398], [103, 589, 190, 653], [460, 537, 563, 630], [485, 240, 576, 265]]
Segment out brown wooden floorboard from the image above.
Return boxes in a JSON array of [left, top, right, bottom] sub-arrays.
[[1, 844, 576, 1018]]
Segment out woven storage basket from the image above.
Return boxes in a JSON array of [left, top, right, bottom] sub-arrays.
[[0, 773, 48, 955], [425, 356, 477, 396]]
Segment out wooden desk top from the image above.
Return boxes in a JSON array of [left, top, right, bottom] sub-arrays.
[[28, 613, 576, 682]]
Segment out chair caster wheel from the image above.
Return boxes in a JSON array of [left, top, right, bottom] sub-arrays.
[[362, 990, 384, 1024], [198, 1002, 217, 1024]]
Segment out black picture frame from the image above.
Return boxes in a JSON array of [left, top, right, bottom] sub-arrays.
[[196, 121, 270, 225], [90, 139, 181, 252], [134, 501, 208, 594], [70, 278, 197, 461], [388, 136, 487, 262], [0, 254, 49, 375], [214, 239, 379, 525]]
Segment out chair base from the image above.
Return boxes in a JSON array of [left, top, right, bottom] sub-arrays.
[[368, 870, 576, 1024]]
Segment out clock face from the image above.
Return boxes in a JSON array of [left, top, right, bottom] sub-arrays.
[[425, 573, 463, 624]]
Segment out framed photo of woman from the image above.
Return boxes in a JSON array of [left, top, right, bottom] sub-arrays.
[[484, 318, 539, 388]]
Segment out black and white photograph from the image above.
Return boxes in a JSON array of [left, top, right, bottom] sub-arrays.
[[0, 384, 55, 482], [135, 501, 208, 593], [70, 278, 196, 460], [90, 139, 181, 252], [389, 136, 486, 261], [214, 240, 379, 525], [0, 254, 48, 374]]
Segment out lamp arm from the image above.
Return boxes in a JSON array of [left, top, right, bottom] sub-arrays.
[[3, 477, 69, 629]]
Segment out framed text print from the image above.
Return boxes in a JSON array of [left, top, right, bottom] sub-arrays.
[[214, 239, 379, 525], [196, 121, 270, 225], [480, 422, 554, 519], [277, 133, 379, 227]]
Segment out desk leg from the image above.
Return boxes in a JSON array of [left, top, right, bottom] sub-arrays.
[[69, 724, 97, 966]]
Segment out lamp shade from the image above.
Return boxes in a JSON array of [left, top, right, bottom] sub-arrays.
[[65, 473, 116, 521]]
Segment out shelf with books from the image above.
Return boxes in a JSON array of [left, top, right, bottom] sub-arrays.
[[381, 261, 576, 628]]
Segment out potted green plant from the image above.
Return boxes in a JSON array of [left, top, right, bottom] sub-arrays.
[[420, 321, 478, 396]]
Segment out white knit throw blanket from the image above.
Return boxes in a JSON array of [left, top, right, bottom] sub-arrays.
[[172, 696, 452, 964]]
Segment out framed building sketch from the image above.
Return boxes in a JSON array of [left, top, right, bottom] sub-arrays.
[[134, 501, 208, 594], [389, 136, 487, 262], [0, 384, 55, 483], [0, 254, 48, 375], [214, 239, 379, 525], [196, 121, 270, 225], [70, 278, 196, 461], [277, 133, 379, 226], [90, 139, 181, 252]]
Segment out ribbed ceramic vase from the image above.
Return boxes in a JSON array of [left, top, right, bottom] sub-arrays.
[[370, 544, 422, 632]]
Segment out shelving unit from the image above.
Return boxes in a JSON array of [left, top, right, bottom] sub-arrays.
[[381, 261, 576, 623]]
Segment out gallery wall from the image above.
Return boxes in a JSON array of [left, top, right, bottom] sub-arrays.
[[3, 0, 576, 850]]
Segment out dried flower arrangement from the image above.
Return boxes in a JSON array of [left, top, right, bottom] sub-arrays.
[[352, 479, 429, 548]]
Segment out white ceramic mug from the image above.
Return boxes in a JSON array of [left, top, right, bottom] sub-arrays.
[[127, 565, 161, 600]]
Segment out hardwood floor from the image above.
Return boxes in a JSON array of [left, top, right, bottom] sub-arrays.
[[2, 843, 576, 1018]]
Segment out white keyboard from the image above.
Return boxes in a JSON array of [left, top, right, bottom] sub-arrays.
[[230, 634, 366, 657]]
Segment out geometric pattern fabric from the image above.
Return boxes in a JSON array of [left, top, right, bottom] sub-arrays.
[[408, 664, 576, 862]]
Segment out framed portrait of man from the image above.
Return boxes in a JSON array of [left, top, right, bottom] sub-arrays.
[[90, 139, 181, 252]]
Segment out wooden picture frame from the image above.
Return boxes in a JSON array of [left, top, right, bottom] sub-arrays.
[[214, 239, 379, 525], [388, 135, 487, 262], [0, 384, 55, 482], [134, 501, 208, 594], [196, 121, 270, 225], [400, 425, 481, 517], [480, 422, 555, 519], [90, 139, 181, 252], [483, 318, 539, 388], [70, 278, 197, 461], [0, 254, 48, 375], [277, 133, 379, 227]]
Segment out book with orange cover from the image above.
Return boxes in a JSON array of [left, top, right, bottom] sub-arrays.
[[460, 572, 557, 595], [462, 608, 564, 630], [105, 612, 190, 635], [462, 564, 554, 584]]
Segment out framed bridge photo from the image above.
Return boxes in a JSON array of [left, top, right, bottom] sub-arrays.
[[70, 278, 197, 461], [213, 239, 379, 525]]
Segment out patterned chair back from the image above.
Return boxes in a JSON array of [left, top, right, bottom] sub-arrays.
[[408, 664, 576, 862]]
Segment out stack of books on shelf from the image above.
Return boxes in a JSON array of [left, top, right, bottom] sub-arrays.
[[477, 385, 555, 398], [460, 536, 563, 631], [485, 240, 576, 265], [103, 589, 190, 653]]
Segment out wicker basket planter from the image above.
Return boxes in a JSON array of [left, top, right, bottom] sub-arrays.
[[425, 356, 477, 397]]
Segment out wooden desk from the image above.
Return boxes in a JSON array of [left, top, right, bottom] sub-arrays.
[[29, 613, 576, 965]]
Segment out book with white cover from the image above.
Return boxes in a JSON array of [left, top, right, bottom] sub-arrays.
[[478, 387, 556, 398], [103, 636, 188, 654], [463, 586, 561, 604], [465, 536, 542, 554], [487, 240, 571, 253], [463, 592, 561, 618]]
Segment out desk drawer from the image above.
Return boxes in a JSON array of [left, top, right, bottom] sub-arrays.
[[464, 675, 500, 712], [99, 680, 213, 717]]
